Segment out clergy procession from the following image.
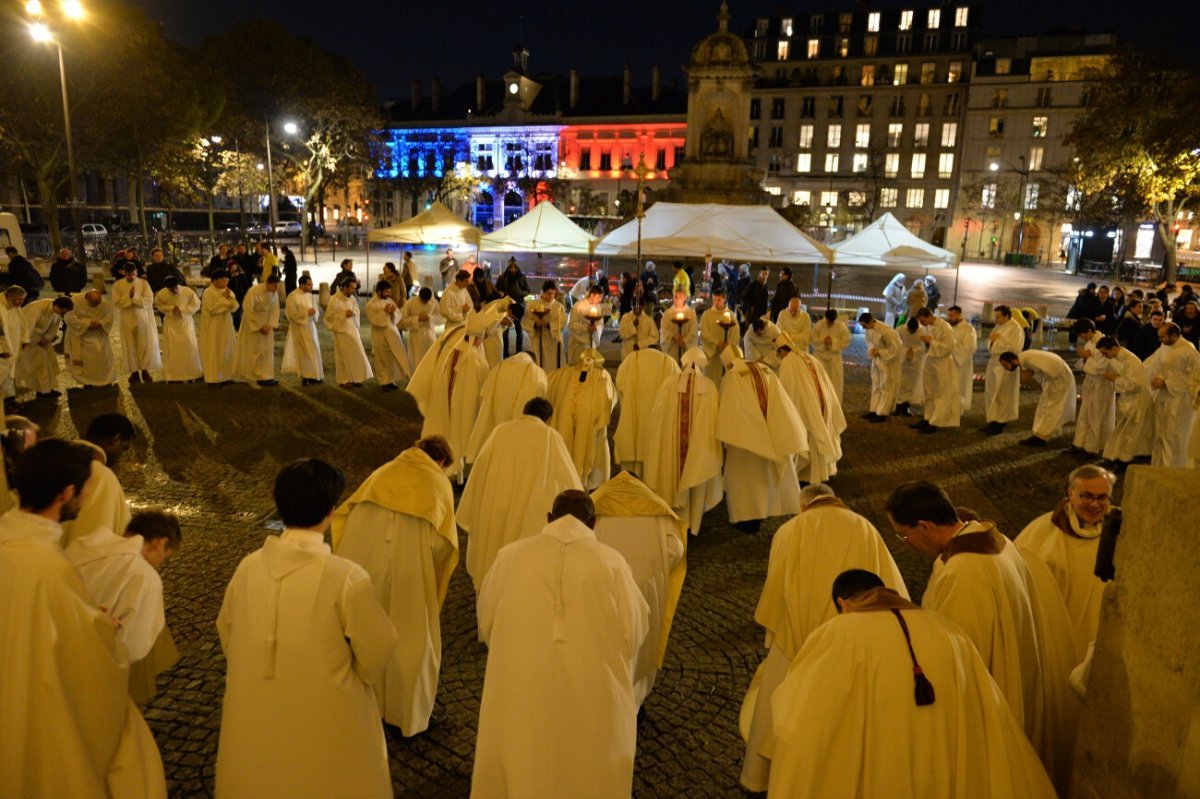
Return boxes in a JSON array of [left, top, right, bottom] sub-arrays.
[[2, 245, 1200, 799]]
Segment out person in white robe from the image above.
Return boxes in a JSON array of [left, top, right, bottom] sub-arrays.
[[740, 486, 908, 792], [1097, 337, 1153, 464], [232, 275, 281, 386], [522, 281, 566, 370], [200, 271, 239, 384], [61, 433, 132, 548], [111, 263, 161, 381], [153, 278, 203, 382], [1144, 322, 1200, 467], [1000, 349, 1078, 446], [895, 317, 926, 416], [406, 307, 495, 478], [860, 313, 902, 421], [0, 287, 28, 399], [743, 316, 782, 369], [331, 437, 458, 737], [457, 398, 583, 592], [66, 509, 181, 704], [567, 284, 606, 365], [768, 570, 1056, 799], [983, 305, 1025, 434], [776, 297, 811, 352], [17, 295, 71, 395], [401, 287, 440, 368], [465, 352, 548, 463], [365, 280, 411, 390], [641, 348, 723, 536], [717, 345, 808, 530], [2, 441, 168, 799], [618, 305, 659, 359], [478, 296, 514, 368], [913, 308, 961, 432], [947, 305, 978, 413], [592, 471, 685, 707], [325, 279, 373, 387], [1071, 319, 1115, 455], [282, 275, 323, 385], [439, 270, 474, 327], [660, 290, 699, 362], [887, 481, 1081, 794], [882, 272, 908, 327], [614, 347, 680, 476], [215, 459, 397, 799], [774, 332, 845, 483], [1016, 464, 1114, 657], [472, 491, 649, 799], [547, 347, 617, 489], [810, 309, 851, 400], [64, 289, 117, 387], [699, 289, 741, 384]]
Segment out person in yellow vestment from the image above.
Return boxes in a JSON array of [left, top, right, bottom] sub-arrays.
[[546, 347, 617, 489]]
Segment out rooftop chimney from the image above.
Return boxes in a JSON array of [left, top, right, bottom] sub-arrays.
[[410, 78, 421, 111], [623, 64, 632, 105], [569, 69, 579, 109], [431, 77, 442, 112], [651, 66, 661, 102], [512, 45, 530, 73], [476, 75, 486, 111]]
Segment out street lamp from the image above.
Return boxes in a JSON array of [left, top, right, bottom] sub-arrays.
[[990, 155, 1029, 263], [264, 118, 299, 244]]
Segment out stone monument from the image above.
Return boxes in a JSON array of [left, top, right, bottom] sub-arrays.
[[663, 3, 767, 205]]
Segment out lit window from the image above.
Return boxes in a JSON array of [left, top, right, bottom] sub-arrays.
[[778, 41, 790, 60], [796, 153, 813, 172], [782, 17, 794, 36], [1025, 183, 1039, 210], [921, 62, 936, 84], [838, 37, 849, 57], [885, 152, 900, 177], [855, 123, 871, 148], [853, 153, 869, 172], [911, 153, 926, 178], [881, 187, 899, 207], [825, 153, 840, 172], [988, 117, 1005, 138], [927, 9, 941, 28], [941, 122, 957, 147], [934, 188, 950, 208], [938, 153, 954, 178], [807, 38, 820, 58], [899, 10, 913, 30], [798, 124, 814, 148], [914, 123, 929, 146], [867, 11, 880, 32], [906, 188, 925, 208], [948, 61, 962, 83], [793, 189, 812, 206], [827, 125, 842, 148], [864, 35, 878, 56], [1032, 116, 1048, 138], [820, 190, 839, 207], [765, 185, 782, 195], [1028, 146, 1044, 171], [955, 7, 969, 26], [848, 191, 867, 206], [893, 63, 909, 85], [861, 64, 875, 86], [887, 123, 903, 148], [995, 58, 1011, 75], [981, 182, 997, 209]]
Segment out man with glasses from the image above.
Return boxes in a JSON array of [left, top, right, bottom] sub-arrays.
[[1015, 464, 1115, 657]]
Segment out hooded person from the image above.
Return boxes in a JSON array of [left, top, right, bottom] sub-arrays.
[[465, 352, 548, 463], [641, 347, 724, 536], [773, 332, 846, 484], [883, 273, 908, 327], [546, 348, 617, 490], [614, 346, 680, 477]]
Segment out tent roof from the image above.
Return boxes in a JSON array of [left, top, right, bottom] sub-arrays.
[[368, 201, 481, 247], [831, 212, 957, 268], [479, 201, 597, 255], [593, 202, 833, 264]]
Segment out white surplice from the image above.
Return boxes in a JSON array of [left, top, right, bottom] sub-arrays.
[[0, 295, 26, 396], [153, 287, 203, 382], [810, 319, 850, 401], [921, 317, 961, 427], [233, 283, 280, 382], [17, 298, 62, 392], [546, 355, 617, 489], [281, 288, 323, 381], [1101, 347, 1153, 462], [986, 317, 1025, 423], [743, 320, 782, 370], [866, 324, 902, 416], [618, 309, 659, 360], [660, 305, 699, 363], [699, 306, 740, 384], [465, 353, 548, 463], [1072, 337, 1115, 454], [365, 296, 411, 385], [776, 350, 846, 483], [1145, 337, 1200, 467], [1019, 350, 1078, 439], [405, 331, 488, 476], [64, 294, 116, 386], [897, 323, 926, 405], [324, 292, 373, 385], [950, 318, 978, 412], [112, 276, 161, 374], [776, 307, 811, 352], [400, 296, 439, 367], [521, 297, 566, 370], [438, 283, 472, 326], [567, 299, 605, 365], [614, 348, 680, 475], [60, 458, 131, 548], [200, 285, 239, 383]]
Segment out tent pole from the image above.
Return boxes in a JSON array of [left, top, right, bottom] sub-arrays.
[[953, 259, 961, 305], [825, 262, 833, 306]]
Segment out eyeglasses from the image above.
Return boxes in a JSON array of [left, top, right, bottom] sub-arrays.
[[893, 532, 910, 543], [1076, 492, 1111, 504]]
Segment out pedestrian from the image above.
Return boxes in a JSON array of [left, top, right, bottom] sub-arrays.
[[947, 305, 978, 413], [924, 274, 941, 311], [204, 244, 229, 279], [3, 246, 44, 301], [145, 247, 185, 294], [49, 247, 87, 294], [769, 266, 798, 320], [1131, 309, 1165, 361], [882, 273, 908, 327], [894, 317, 926, 417], [659, 289, 698, 363], [280, 244, 297, 295], [63, 289, 115, 388], [17, 295, 72, 397], [438, 248, 458, 289], [225, 262, 252, 330], [640, 260, 660, 302], [1113, 299, 1143, 347], [233, 243, 256, 279], [740, 267, 770, 323], [522, 281, 566, 370], [496, 258, 529, 355], [330, 258, 358, 292], [400, 249, 418, 297], [256, 241, 279, 284]]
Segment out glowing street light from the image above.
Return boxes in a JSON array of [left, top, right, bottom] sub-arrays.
[[25, 0, 43, 16], [62, 0, 85, 20], [989, 162, 1000, 172], [29, 21, 52, 41], [283, 121, 299, 136]]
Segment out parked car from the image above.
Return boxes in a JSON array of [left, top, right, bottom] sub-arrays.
[[61, 223, 109, 238], [274, 220, 302, 236]]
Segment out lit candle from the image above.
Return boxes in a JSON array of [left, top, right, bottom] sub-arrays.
[[674, 311, 686, 322]]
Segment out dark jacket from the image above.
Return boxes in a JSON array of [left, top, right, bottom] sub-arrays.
[[640, 269, 659, 300], [1131, 323, 1162, 362], [770, 277, 798, 320], [741, 279, 769, 322], [1177, 311, 1200, 347], [146, 260, 185, 293], [1066, 291, 1100, 320], [49, 257, 87, 294], [1113, 311, 1141, 348], [331, 269, 359, 291], [110, 257, 144, 279], [1093, 298, 1117, 334], [282, 251, 298, 276], [5, 255, 44, 298], [203, 254, 225, 279], [496, 269, 530, 304]]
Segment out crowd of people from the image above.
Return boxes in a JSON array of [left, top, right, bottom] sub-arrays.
[[0, 243, 1196, 797]]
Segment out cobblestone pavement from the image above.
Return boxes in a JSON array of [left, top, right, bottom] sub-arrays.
[[19, 316, 1117, 798]]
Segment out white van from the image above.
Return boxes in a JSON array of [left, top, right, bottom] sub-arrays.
[[0, 213, 26, 266]]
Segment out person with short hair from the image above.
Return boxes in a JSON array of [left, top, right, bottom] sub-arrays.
[[860, 313, 902, 422], [982, 305, 1025, 435], [255, 241, 279, 284], [1145, 321, 1200, 467], [618, 300, 659, 359], [438, 248, 458, 289], [568, 285, 607, 364], [281, 245, 298, 295], [999, 349, 1077, 446], [330, 258, 358, 292], [401, 286, 439, 367], [17, 295, 72, 396], [203, 244, 229, 279], [400, 249, 418, 297], [233, 273, 281, 387], [200, 270, 239, 385], [740, 267, 770, 324], [1096, 336, 1153, 466], [946, 305, 978, 413], [325, 279, 373, 388], [439, 269, 474, 326], [659, 289, 698, 364], [112, 263, 160, 383], [0, 439, 167, 798], [154, 277, 203, 383], [1132, 308, 1165, 361], [811, 308, 850, 400], [61, 413, 135, 547], [215, 459, 397, 798], [3, 245, 44, 300], [1071, 319, 1115, 455], [912, 307, 961, 433], [471, 490, 648, 799], [63, 289, 116, 387], [49, 247, 87, 294], [743, 315, 782, 370], [776, 296, 811, 352], [365, 280, 411, 391], [894, 317, 927, 418], [769, 266, 798, 320], [282, 275, 323, 386], [522, 281, 566, 370], [145, 247, 185, 293]]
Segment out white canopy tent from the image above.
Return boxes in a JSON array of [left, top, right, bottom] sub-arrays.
[[368, 201, 481, 248], [593, 202, 833, 264], [479, 200, 598, 255], [831, 212, 957, 269]]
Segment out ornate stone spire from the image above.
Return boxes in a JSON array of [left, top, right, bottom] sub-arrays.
[[717, 2, 730, 33]]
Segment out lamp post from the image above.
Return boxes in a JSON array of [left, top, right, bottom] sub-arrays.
[[633, 152, 649, 308], [264, 119, 299, 246], [27, 0, 87, 269], [991, 155, 1029, 264]]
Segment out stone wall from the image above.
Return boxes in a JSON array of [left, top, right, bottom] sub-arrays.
[[1072, 466, 1200, 798]]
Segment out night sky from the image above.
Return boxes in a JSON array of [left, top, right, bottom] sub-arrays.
[[133, 0, 1196, 101]]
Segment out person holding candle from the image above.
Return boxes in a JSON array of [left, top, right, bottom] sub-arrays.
[[523, 281, 567, 370], [660, 290, 698, 363], [567, 286, 606, 365], [700, 289, 741, 385], [618, 304, 659, 359]]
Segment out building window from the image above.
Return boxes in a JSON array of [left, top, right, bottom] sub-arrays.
[[781, 17, 794, 36], [827, 125, 842, 148], [988, 117, 1005, 138], [839, 12, 852, 33], [927, 9, 941, 28], [954, 6, 969, 26], [992, 88, 1008, 109], [754, 41, 767, 60], [948, 61, 962, 83], [941, 122, 957, 147], [934, 188, 950, 208], [944, 92, 961, 115], [768, 154, 782, 174], [793, 189, 812, 205], [906, 188, 925, 208], [951, 31, 967, 50], [899, 10, 913, 30], [937, 152, 954, 178], [810, 13, 824, 33], [917, 93, 932, 116], [858, 94, 874, 116], [838, 37, 850, 57], [807, 38, 820, 58], [1035, 87, 1052, 107], [914, 122, 930, 146], [771, 98, 786, 119], [769, 126, 784, 148], [893, 63, 909, 85], [820, 190, 839, 207], [655, 148, 667, 170], [1025, 183, 1039, 210], [750, 99, 761, 119], [796, 153, 813, 172], [798, 124, 814, 148], [778, 41, 790, 60], [861, 64, 876, 86], [864, 35, 878, 56], [853, 153, 869, 172], [579, 150, 591, 171], [599, 151, 612, 171], [1028, 145, 1044, 171], [897, 34, 911, 54], [830, 95, 844, 118], [995, 58, 1011, 75], [825, 153, 840, 172], [867, 11, 881, 32], [890, 95, 905, 117], [1032, 116, 1048, 138], [749, 126, 759, 149], [881, 187, 899, 207], [923, 32, 939, 51], [985, 145, 1001, 165], [921, 62, 936, 84], [887, 122, 903, 147], [911, 153, 926, 178], [765, 185, 782, 196], [755, 18, 769, 36], [801, 97, 816, 118], [981, 182, 997, 209], [855, 123, 871, 148], [848, 191, 867, 206], [885, 152, 900, 177]]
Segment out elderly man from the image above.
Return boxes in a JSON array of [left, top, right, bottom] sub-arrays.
[[1016, 464, 1115, 656], [112, 262, 160, 382], [740, 485, 907, 792], [325, 279, 373, 388], [947, 305, 978, 413], [811, 309, 851, 401], [18, 295, 72, 397], [776, 297, 811, 351], [64, 289, 116, 387], [999, 350, 1078, 447], [282, 275, 323, 386], [233, 274, 281, 387], [567, 285, 607, 365], [1097, 336, 1153, 467], [1145, 321, 1200, 467], [912, 307, 961, 433], [983, 305, 1025, 435], [154, 277, 203, 383], [860, 313, 902, 422], [200, 270, 239, 385], [522, 281, 566, 370]]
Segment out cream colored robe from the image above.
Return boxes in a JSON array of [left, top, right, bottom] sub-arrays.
[[200, 285, 239, 383], [776, 351, 845, 484], [64, 295, 116, 386], [950, 318, 978, 412], [742, 320, 782, 369], [465, 353, 548, 463], [867, 324, 902, 416], [0, 295, 26, 396], [232, 283, 279, 382], [897, 323, 927, 405], [1101, 347, 1153, 462], [547, 357, 617, 489], [401, 296, 439, 367], [1073, 336, 1115, 454], [154, 287, 203, 381], [365, 296, 411, 385], [660, 304, 699, 362], [405, 333, 488, 476], [215, 529, 397, 799], [112, 276, 161, 374], [281, 288, 323, 380], [921, 317, 961, 427], [438, 284, 472, 326], [776, 306, 812, 352], [522, 297, 566, 370], [566, 300, 605, 365], [1019, 350, 1077, 439], [618, 310, 658, 359], [324, 291, 373, 385], [614, 348, 680, 476], [17, 298, 61, 392], [1145, 337, 1200, 467], [60, 459, 131, 547], [699, 306, 740, 384], [472, 515, 649, 799], [985, 317, 1024, 423], [810, 319, 850, 400]]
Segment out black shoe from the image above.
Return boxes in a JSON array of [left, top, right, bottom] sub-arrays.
[[257, 379, 280, 387], [911, 419, 931, 429], [141, 370, 153, 382], [868, 414, 888, 423], [1019, 436, 1047, 447], [983, 423, 1006, 436], [918, 425, 940, 435], [861, 412, 878, 420], [381, 384, 399, 392], [891, 403, 912, 417], [735, 520, 762, 533]]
